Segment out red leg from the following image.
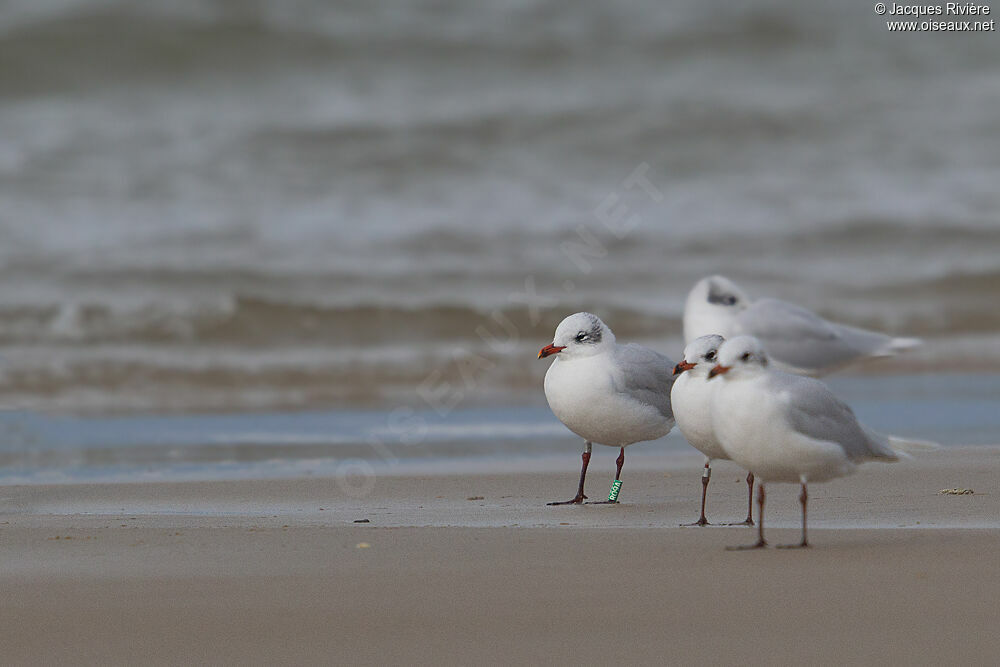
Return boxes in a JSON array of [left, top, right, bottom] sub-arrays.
[[727, 482, 767, 550], [778, 482, 810, 549], [548, 444, 591, 505], [590, 447, 626, 504], [726, 471, 755, 526], [682, 461, 711, 526]]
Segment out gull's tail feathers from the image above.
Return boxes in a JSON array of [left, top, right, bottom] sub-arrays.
[[878, 336, 922, 357], [887, 435, 941, 458]]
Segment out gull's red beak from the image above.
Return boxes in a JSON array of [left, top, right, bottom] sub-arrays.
[[538, 344, 566, 359], [673, 361, 696, 376], [708, 364, 731, 379]]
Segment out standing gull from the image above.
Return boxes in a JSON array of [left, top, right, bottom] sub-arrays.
[[708, 336, 935, 549], [671, 334, 754, 526], [539, 312, 675, 505], [684, 275, 921, 376]]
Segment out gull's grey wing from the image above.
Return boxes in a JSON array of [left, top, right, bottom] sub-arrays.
[[769, 373, 896, 461], [736, 298, 897, 374], [611, 343, 675, 422]]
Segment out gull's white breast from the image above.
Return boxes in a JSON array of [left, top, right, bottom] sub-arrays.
[[671, 372, 728, 461], [544, 352, 671, 447], [683, 305, 737, 345]]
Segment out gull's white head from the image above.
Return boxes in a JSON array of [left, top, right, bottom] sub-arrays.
[[538, 312, 615, 360], [708, 335, 769, 379], [690, 275, 751, 310], [683, 275, 751, 343], [673, 334, 725, 378]]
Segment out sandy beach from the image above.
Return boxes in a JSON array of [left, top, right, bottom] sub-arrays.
[[2, 446, 998, 664]]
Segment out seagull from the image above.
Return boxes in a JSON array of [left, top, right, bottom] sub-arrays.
[[539, 312, 675, 505], [708, 336, 936, 549], [683, 275, 921, 376], [671, 334, 754, 527]]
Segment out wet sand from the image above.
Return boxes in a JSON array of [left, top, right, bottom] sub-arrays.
[[2, 447, 998, 664]]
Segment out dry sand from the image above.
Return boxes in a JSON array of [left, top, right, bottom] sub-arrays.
[[2, 447, 999, 665]]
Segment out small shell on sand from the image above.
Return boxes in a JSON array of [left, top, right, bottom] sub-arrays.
[[938, 488, 974, 495]]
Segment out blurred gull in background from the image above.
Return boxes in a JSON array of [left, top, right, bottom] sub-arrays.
[[684, 276, 922, 376]]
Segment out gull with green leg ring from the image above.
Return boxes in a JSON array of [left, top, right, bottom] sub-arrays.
[[538, 313, 676, 505]]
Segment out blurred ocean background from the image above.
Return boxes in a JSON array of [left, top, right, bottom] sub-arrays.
[[0, 0, 998, 482]]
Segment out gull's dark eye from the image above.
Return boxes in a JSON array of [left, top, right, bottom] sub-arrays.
[[575, 332, 588, 342], [741, 352, 751, 361], [705, 350, 716, 361], [722, 295, 737, 306]]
